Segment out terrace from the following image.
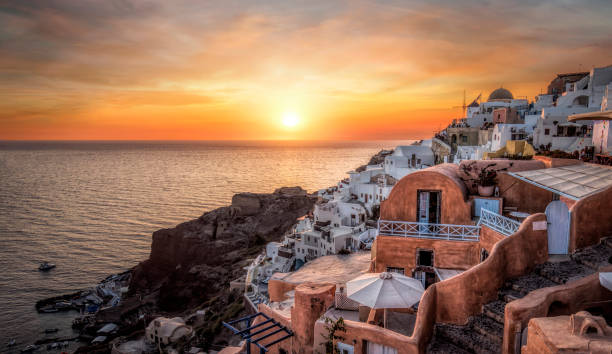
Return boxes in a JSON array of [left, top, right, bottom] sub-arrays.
[[377, 219, 480, 242]]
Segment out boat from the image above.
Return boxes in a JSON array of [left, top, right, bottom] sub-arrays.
[[7, 339, 16, 347], [21, 344, 37, 353], [44, 328, 59, 334], [39, 262, 56, 271]]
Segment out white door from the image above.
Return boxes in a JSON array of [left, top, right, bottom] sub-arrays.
[[418, 191, 431, 234], [545, 201, 570, 255], [418, 192, 429, 223]]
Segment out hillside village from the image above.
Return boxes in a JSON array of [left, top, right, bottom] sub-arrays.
[[108, 65, 612, 354]]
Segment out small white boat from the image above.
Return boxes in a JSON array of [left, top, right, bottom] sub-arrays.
[[7, 339, 16, 347], [21, 344, 37, 353], [39, 262, 56, 271]]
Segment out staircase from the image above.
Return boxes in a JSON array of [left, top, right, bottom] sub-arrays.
[[427, 238, 612, 354]]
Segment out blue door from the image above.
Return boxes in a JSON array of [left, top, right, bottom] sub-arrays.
[[474, 198, 500, 217], [545, 201, 570, 254]]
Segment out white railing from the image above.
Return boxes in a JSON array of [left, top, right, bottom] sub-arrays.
[[478, 208, 521, 236], [378, 220, 480, 242]]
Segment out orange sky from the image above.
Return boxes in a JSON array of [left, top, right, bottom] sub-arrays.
[[1, 0, 612, 140]]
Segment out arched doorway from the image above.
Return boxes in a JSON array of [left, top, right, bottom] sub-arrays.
[[545, 201, 570, 254]]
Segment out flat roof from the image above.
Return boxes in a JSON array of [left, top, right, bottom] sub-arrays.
[[509, 164, 612, 200], [271, 252, 371, 285]]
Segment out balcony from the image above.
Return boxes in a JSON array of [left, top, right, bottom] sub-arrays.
[[378, 220, 480, 242], [478, 208, 522, 236]]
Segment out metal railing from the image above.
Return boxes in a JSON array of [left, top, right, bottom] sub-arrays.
[[478, 208, 522, 236], [378, 220, 480, 242]]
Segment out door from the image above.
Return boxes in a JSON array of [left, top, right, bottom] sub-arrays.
[[545, 201, 570, 254], [474, 198, 500, 217], [418, 191, 440, 223]]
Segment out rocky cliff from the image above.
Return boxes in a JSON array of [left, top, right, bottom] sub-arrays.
[[76, 187, 316, 352], [129, 186, 316, 311]]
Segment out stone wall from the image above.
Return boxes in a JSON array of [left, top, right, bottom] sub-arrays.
[[504, 271, 612, 354]]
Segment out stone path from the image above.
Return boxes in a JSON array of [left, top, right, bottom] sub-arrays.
[[427, 237, 612, 354]]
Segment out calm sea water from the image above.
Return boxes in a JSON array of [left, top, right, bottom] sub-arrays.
[[0, 140, 408, 351]]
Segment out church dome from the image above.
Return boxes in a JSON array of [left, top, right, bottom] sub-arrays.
[[488, 88, 514, 101]]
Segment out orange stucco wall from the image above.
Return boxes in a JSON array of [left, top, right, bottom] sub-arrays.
[[503, 270, 612, 354], [380, 164, 472, 225], [497, 173, 554, 214], [314, 318, 420, 354], [251, 283, 335, 354], [429, 214, 548, 324], [479, 225, 506, 254], [268, 278, 298, 302], [374, 236, 480, 273], [569, 184, 612, 252]]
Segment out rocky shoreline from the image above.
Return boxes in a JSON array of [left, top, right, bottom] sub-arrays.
[[36, 149, 392, 353]]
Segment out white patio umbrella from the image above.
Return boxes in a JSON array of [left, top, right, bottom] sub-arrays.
[[600, 272, 612, 292], [346, 272, 425, 328]]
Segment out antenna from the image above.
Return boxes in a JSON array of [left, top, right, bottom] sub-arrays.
[[452, 89, 468, 117]]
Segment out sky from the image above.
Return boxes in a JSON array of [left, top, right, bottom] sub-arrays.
[[1, 0, 611, 140]]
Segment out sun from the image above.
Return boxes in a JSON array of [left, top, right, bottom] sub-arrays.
[[282, 112, 300, 127]]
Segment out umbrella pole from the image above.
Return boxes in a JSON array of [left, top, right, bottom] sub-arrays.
[[384, 308, 387, 328]]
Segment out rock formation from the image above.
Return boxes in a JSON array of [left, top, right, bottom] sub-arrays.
[[77, 187, 316, 352]]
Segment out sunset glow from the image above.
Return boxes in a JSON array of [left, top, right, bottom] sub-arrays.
[[1, 1, 612, 140], [282, 112, 300, 128]]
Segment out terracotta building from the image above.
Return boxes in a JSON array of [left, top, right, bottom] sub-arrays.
[[226, 159, 612, 354]]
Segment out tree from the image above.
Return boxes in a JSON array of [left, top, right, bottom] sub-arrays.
[[322, 316, 347, 354]]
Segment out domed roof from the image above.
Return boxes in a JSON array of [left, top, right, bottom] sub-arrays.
[[488, 88, 513, 101]]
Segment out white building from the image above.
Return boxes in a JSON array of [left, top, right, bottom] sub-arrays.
[[290, 198, 368, 262], [490, 123, 534, 151], [384, 145, 435, 180], [568, 83, 612, 157], [145, 317, 192, 346], [533, 65, 612, 152]]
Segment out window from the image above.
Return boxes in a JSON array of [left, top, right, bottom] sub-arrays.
[[480, 248, 489, 262], [386, 267, 405, 275], [417, 249, 433, 267], [461, 135, 468, 143], [544, 128, 550, 135]]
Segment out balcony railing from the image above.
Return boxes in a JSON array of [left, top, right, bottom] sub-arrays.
[[478, 208, 521, 236], [378, 220, 480, 242]]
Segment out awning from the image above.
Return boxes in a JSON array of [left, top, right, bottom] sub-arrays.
[[569, 110, 612, 122], [509, 164, 612, 200]]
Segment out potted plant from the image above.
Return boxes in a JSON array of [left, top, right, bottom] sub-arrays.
[[461, 161, 512, 197]]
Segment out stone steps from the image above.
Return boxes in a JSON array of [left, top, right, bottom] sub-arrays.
[[427, 337, 471, 354], [498, 288, 524, 303], [534, 260, 595, 284], [572, 242, 612, 270], [509, 273, 558, 295], [433, 323, 499, 354], [483, 300, 506, 324], [471, 314, 504, 345], [426, 238, 612, 354]]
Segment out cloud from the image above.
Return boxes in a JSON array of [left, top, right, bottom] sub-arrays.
[[0, 0, 611, 139]]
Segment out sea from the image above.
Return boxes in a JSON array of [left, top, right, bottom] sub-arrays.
[[0, 140, 410, 352]]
